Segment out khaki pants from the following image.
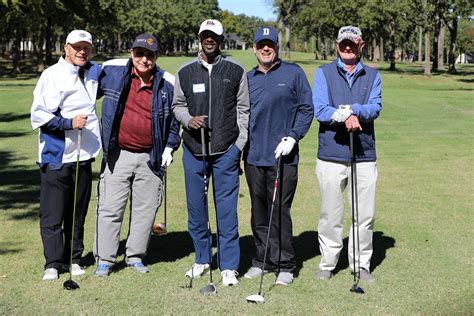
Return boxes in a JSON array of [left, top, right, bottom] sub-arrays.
[[316, 159, 377, 272], [94, 148, 162, 264]]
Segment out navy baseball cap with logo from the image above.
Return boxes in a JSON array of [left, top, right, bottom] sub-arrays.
[[132, 33, 159, 52], [254, 27, 278, 44]]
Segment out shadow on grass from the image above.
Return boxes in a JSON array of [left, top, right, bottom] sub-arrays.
[[237, 229, 394, 277], [0, 151, 40, 218], [0, 113, 31, 123], [0, 242, 22, 255], [333, 231, 395, 275], [81, 231, 195, 270]]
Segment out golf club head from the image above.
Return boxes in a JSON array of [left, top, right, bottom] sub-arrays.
[[246, 294, 265, 304], [63, 279, 80, 291], [350, 284, 364, 294], [152, 223, 167, 235], [199, 283, 217, 295]]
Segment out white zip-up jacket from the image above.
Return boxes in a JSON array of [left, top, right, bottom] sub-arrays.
[[31, 56, 101, 168]]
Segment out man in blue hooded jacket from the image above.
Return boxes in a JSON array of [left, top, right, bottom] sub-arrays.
[[94, 34, 180, 276]]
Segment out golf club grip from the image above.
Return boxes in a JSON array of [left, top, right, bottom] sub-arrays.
[[200, 127, 206, 156], [77, 129, 82, 158]]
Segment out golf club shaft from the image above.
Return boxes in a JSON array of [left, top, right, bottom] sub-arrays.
[[349, 132, 359, 285], [164, 168, 167, 227], [69, 129, 82, 280], [201, 128, 214, 285], [257, 157, 282, 295]]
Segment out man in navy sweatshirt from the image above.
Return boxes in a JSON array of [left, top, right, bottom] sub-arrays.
[[243, 26, 314, 285]]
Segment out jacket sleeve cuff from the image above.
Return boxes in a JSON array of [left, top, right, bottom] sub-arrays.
[[351, 103, 362, 117]]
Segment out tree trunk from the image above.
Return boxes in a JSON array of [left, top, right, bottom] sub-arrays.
[[432, 13, 441, 72], [424, 30, 431, 77], [45, 17, 53, 63], [447, 17, 457, 74], [12, 20, 22, 74], [285, 26, 290, 58], [373, 38, 379, 61], [36, 37, 45, 73], [278, 19, 284, 58], [379, 37, 384, 62], [418, 26, 423, 62], [438, 23, 445, 70], [389, 20, 396, 71]]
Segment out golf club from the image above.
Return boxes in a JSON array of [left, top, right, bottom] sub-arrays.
[[63, 129, 82, 291], [246, 157, 282, 304], [199, 127, 217, 295], [152, 167, 167, 235], [349, 131, 364, 295]]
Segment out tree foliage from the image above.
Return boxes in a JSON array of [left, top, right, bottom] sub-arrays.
[[0, 0, 472, 74]]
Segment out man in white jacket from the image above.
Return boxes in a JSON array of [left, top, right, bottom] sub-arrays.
[[30, 30, 101, 281]]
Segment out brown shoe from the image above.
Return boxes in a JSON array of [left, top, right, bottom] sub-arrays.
[[152, 223, 167, 235]]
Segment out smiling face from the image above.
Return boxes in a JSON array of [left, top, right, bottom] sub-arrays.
[[253, 40, 279, 71], [131, 48, 157, 76], [199, 31, 222, 61], [64, 41, 92, 66], [337, 39, 364, 65]]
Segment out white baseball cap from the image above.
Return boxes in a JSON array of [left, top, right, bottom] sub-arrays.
[[198, 19, 224, 36], [66, 30, 93, 46]]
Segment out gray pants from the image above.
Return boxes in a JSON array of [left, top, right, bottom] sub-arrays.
[[94, 148, 162, 264]]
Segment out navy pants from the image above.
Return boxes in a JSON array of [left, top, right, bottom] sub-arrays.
[[39, 162, 92, 270], [183, 144, 241, 271]]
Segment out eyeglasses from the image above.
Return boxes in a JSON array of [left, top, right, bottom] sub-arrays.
[[133, 49, 156, 59], [69, 44, 91, 52]]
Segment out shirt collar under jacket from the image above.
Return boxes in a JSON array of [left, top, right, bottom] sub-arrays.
[[250, 59, 282, 75], [130, 65, 155, 87], [337, 57, 364, 85]]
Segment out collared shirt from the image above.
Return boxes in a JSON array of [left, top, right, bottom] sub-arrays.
[[312, 58, 382, 124], [336, 58, 364, 87], [118, 69, 154, 152], [245, 60, 314, 166]]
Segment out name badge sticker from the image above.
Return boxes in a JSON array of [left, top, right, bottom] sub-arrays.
[[193, 83, 206, 93]]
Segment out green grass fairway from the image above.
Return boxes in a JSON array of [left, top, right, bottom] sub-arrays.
[[0, 51, 473, 314]]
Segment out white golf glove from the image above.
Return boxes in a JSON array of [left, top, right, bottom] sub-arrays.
[[331, 105, 352, 123], [161, 147, 173, 167], [274, 137, 296, 159]]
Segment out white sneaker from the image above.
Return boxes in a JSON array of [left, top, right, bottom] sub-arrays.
[[42, 268, 58, 281], [63, 263, 86, 276], [221, 269, 239, 286], [185, 263, 210, 278], [71, 264, 85, 276]]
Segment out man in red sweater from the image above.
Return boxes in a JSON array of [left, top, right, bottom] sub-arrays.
[[93, 34, 180, 277]]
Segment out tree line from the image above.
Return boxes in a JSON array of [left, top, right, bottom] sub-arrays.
[[275, 0, 473, 75], [0, 0, 472, 75]]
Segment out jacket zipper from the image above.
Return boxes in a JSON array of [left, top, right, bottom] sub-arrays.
[[207, 68, 212, 155]]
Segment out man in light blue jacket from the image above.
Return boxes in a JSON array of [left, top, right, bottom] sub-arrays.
[[312, 25, 382, 282]]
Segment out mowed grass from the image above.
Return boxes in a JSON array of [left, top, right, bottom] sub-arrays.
[[0, 50, 473, 314]]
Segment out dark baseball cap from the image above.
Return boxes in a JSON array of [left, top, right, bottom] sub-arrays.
[[132, 33, 159, 52], [254, 27, 278, 44]]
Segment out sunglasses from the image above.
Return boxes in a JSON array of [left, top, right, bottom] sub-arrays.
[[133, 49, 156, 59]]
